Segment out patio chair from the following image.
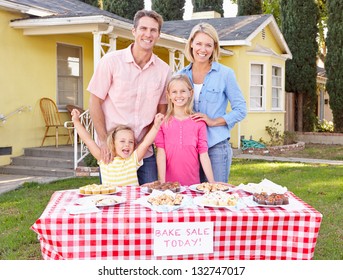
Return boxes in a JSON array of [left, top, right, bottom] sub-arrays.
[[39, 97, 73, 148]]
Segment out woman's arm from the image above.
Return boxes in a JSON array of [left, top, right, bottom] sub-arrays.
[[71, 109, 101, 161]]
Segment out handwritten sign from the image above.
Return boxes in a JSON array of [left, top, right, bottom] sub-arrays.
[[153, 222, 213, 256]]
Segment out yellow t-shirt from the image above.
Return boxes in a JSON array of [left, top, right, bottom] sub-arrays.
[[99, 150, 143, 186]]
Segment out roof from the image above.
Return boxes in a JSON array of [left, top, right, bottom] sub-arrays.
[[163, 15, 270, 42], [163, 14, 292, 58], [1, 0, 131, 22], [1, 0, 291, 58]]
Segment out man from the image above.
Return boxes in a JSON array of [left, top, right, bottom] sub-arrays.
[[87, 10, 172, 185]]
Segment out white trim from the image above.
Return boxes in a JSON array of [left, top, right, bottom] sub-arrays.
[[271, 64, 284, 111], [249, 62, 266, 111], [220, 39, 251, 46]]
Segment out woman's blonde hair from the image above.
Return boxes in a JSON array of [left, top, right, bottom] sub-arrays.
[[165, 74, 194, 123], [107, 125, 136, 156], [184, 22, 220, 63]]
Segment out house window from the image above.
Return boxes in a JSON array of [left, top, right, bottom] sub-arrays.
[[250, 63, 265, 110], [57, 43, 83, 110], [272, 66, 282, 110]]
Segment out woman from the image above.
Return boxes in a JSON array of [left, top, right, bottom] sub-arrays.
[[179, 22, 247, 183]]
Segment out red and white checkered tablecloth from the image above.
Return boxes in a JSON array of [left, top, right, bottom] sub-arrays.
[[31, 186, 322, 260]]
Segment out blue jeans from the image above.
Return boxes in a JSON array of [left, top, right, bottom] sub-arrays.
[[137, 153, 158, 185], [200, 140, 232, 183]]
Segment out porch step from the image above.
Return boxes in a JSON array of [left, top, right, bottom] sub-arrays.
[[0, 145, 77, 178], [0, 165, 75, 177]]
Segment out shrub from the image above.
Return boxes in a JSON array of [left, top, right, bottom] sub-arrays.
[[315, 119, 334, 132], [83, 153, 98, 167]]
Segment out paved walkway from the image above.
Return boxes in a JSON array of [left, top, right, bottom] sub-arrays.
[[0, 155, 342, 195]]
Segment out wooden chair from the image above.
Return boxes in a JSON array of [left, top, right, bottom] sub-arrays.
[[39, 97, 73, 148]]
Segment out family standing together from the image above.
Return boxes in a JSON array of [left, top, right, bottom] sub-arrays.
[[72, 9, 247, 187]]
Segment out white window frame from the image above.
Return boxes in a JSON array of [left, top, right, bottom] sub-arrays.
[[271, 65, 283, 110], [56, 43, 83, 110], [249, 62, 266, 111]]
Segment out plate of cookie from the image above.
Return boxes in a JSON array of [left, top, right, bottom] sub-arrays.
[[75, 195, 126, 207], [78, 184, 121, 196], [189, 182, 234, 193], [140, 181, 186, 194], [135, 189, 194, 212]]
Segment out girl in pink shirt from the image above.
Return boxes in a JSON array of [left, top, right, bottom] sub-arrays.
[[155, 74, 215, 186]]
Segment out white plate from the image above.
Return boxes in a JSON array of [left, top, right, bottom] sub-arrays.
[[141, 186, 186, 194], [75, 195, 126, 207], [193, 196, 246, 211], [189, 183, 233, 193], [78, 186, 122, 196], [237, 179, 288, 195], [135, 190, 195, 212]]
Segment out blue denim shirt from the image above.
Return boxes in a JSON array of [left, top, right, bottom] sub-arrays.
[[179, 62, 247, 147]]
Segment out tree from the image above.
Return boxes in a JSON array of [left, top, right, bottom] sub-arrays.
[[152, 0, 185, 20], [237, 0, 262, 15], [79, 0, 102, 9], [280, 0, 319, 132], [325, 0, 343, 132], [103, 0, 144, 20], [192, 0, 224, 17], [262, 0, 280, 25]]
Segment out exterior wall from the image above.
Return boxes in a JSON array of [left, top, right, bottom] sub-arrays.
[[0, 9, 94, 165], [221, 25, 287, 146]]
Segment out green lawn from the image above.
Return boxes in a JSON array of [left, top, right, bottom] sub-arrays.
[[0, 158, 342, 260]]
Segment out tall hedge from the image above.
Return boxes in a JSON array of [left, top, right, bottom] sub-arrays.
[[237, 0, 262, 15], [325, 0, 343, 132], [280, 0, 318, 131], [192, 0, 224, 17], [103, 0, 144, 20], [152, 0, 185, 20]]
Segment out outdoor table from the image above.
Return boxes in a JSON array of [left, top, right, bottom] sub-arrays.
[[31, 186, 322, 260]]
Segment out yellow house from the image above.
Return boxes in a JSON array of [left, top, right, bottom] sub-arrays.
[[0, 0, 291, 169]]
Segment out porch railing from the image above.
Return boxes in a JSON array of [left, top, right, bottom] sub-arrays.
[[64, 109, 93, 169]]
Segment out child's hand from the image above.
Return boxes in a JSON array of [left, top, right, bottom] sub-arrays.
[[71, 109, 81, 122], [154, 113, 164, 129]]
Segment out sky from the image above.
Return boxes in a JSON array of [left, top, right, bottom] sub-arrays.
[[144, 0, 238, 19]]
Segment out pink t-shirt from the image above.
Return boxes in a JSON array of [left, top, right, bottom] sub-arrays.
[[154, 116, 208, 186], [87, 45, 171, 157]]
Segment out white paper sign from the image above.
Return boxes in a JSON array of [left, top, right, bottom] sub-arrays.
[[153, 222, 214, 257]]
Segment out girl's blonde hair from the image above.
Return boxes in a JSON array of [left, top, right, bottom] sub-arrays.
[[184, 22, 220, 63], [165, 74, 194, 123], [107, 125, 136, 156]]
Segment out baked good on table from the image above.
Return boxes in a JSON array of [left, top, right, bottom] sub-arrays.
[[143, 181, 181, 193], [196, 182, 231, 193], [252, 192, 289, 205], [79, 184, 116, 195], [201, 191, 239, 206], [147, 193, 183, 206]]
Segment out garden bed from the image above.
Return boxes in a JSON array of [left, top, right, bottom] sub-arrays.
[[242, 141, 305, 156]]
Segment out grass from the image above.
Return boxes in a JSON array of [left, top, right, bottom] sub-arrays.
[[0, 158, 342, 260], [276, 143, 343, 160]]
